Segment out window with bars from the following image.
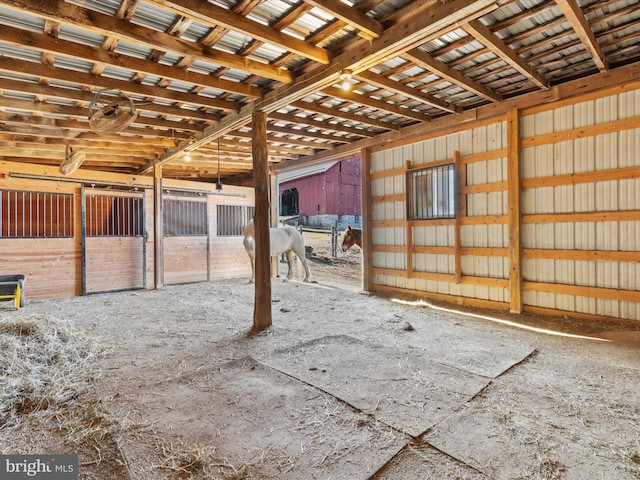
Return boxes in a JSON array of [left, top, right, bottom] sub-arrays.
[[85, 194, 144, 237], [0, 189, 74, 238], [217, 205, 255, 236], [163, 199, 208, 236], [407, 164, 456, 220]]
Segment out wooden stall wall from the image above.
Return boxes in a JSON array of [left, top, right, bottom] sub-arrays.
[[0, 161, 255, 301], [0, 168, 80, 300], [368, 84, 640, 322], [209, 187, 255, 282]]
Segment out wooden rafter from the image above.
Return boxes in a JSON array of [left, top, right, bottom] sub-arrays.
[[554, 0, 608, 72]]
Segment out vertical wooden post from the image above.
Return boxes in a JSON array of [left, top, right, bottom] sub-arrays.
[[153, 164, 164, 289], [453, 150, 462, 284], [507, 108, 522, 313], [361, 147, 373, 292], [252, 110, 272, 331], [405, 160, 413, 279], [270, 167, 279, 277]]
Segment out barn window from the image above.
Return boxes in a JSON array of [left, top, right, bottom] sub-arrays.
[[0, 189, 74, 238], [86, 194, 144, 237], [163, 199, 207, 236], [407, 164, 456, 220], [217, 205, 255, 236]]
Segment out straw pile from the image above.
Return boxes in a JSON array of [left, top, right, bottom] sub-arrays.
[[0, 314, 101, 427]]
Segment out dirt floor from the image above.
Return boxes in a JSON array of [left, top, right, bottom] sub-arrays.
[[1, 231, 640, 479]]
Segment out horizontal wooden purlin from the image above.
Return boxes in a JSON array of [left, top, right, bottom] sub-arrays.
[[372, 284, 509, 312], [523, 210, 640, 223], [0, 109, 205, 138], [373, 266, 509, 288], [461, 215, 508, 225], [521, 115, 640, 148], [371, 193, 404, 204], [268, 112, 375, 138], [522, 165, 640, 189], [266, 124, 349, 144], [460, 148, 508, 164], [0, 142, 161, 158], [406, 157, 454, 172], [1, 0, 293, 83], [289, 101, 399, 132], [524, 281, 640, 303], [355, 70, 457, 113], [371, 244, 405, 253], [0, 57, 237, 114], [461, 181, 507, 194], [370, 166, 406, 179], [147, 0, 330, 64], [462, 247, 509, 257], [371, 220, 406, 228], [523, 248, 639, 263], [322, 86, 433, 123], [0, 78, 224, 122], [0, 25, 260, 100], [412, 245, 452, 254]]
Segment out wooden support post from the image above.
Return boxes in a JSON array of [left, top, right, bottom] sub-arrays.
[[405, 160, 413, 279], [153, 165, 164, 289], [252, 111, 272, 331], [361, 147, 373, 292], [453, 150, 462, 283], [270, 167, 278, 277], [507, 108, 523, 313]]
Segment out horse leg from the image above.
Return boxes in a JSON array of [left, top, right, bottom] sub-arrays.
[[284, 250, 295, 280], [248, 254, 255, 283], [291, 244, 311, 282]]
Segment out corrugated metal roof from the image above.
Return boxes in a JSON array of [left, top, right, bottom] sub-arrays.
[[0, 0, 639, 181]]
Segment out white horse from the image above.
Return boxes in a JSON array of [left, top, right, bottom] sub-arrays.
[[243, 219, 311, 283]]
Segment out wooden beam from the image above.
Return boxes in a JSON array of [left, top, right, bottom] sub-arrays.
[[554, 0, 607, 72], [464, 19, 548, 89], [404, 48, 502, 103], [507, 108, 522, 314], [355, 69, 457, 113], [154, 165, 164, 289], [146, 0, 330, 64], [0, 23, 260, 99], [361, 147, 373, 292], [322, 86, 432, 123], [144, 0, 497, 172], [0, 57, 235, 114], [453, 150, 462, 284], [252, 111, 271, 332], [303, 0, 383, 40], [0, 0, 293, 82]]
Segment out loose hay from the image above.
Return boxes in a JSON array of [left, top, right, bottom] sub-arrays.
[[0, 314, 102, 426]]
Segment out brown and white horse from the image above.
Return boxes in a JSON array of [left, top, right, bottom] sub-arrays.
[[340, 225, 363, 252]]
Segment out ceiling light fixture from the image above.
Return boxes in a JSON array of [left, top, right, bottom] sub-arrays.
[[184, 136, 196, 162], [339, 69, 353, 91]]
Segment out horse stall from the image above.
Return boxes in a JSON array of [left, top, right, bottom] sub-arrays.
[[0, 161, 254, 300]]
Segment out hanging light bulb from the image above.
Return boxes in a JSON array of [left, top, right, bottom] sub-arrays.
[[216, 138, 223, 191], [339, 69, 352, 91], [184, 150, 191, 162]]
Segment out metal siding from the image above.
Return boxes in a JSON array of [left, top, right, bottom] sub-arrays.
[[371, 91, 640, 318]]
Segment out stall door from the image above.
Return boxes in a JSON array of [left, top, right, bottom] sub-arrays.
[[83, 189, 146, 294], [163, 196, 209, 284]]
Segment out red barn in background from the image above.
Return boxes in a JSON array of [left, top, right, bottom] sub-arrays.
[[278, 156, 361, 230]]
